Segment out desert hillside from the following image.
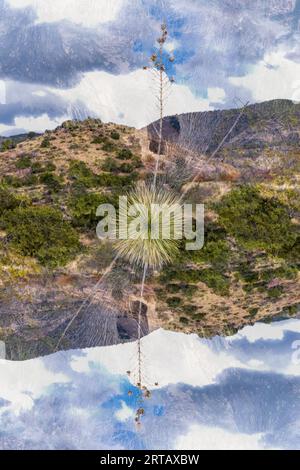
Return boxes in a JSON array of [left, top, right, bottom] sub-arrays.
[[0, 100, 299, 359]]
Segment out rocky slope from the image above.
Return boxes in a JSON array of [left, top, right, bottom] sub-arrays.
[[147, 99, 300, 154], [0, 100, 299, 359]]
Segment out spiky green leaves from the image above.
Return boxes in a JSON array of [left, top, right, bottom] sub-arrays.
[[115, 183, 182, 270]]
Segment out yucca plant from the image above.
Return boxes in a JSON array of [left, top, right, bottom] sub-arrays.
[[115, 182, 182, 270]]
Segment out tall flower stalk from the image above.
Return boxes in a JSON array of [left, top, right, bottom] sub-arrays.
[[144, 22, 175, 188]]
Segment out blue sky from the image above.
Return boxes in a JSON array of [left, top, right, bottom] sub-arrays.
[[0, 0, 299, 133], [0, 320, 300, 449]]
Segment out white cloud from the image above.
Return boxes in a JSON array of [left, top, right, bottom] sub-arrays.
[[164, 39, 180, 53], [32, 90, 47, 97], [176, 424, 267, 450], [7, 0, 125, 27], [0, 358, 69, 414], [53, 69, 215, 129], [0, 69, 220, 134], [0, 113, 69, 135], [71, 320, 300, 390], [0, 81, 6, 104], [229, 49, 300, 103], [207, 87, 226, 103], [236, 319, 300, 344], [115, 401, 134, 422], [71, 329, 246, 389]]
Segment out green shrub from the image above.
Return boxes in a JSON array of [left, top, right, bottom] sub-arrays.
[[282, 303, 299, 316], [191, 239, 230, 269], [184, 304, 198, 315], [1, 174, 38, 188], [166, 297, 182, 308], [166, 283, 181, 294], [101, 157, 119, 173], [70, 181, 88, 195], [102, 142, 115, 153], [68, 192, 112, 229], [182, 284, 198, 298], [97, 173, 137, 188], [0, 187, 22, 218], [31, 162, 43, 174], [3, 206, 81, 267], [119, 162, 135, 173], [131, 156, 143, 168], [238, 269, 259, 284], [110, 131, 120, 140], [22, 174, 39, 187], [217, 186, 297, 255], [44, 161, 56, 172], [92, 135, 107, 145], [68, 160, 97, 188], [40, 137, 51, 148], [1, 139, 15, 151], [166, 283, 197, 298], [101, 156, 141, 174], [15, 156, 31, 169], [116, 148, 133, 160], [248, 307, 259, 317], [27, 131, 37, 139], [261, 265, 298, 282], [162, 267, 230, 296], [267, 286, 283, 299], [198, 269, 230, 296], [39, 173, 62, 192]]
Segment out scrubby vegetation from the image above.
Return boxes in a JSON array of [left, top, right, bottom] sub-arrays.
[[0, 187, 25, 216], [0, 139, 16, 152], [216, 186, 298, 255], [2, 206, 81, 267], [0, 113, 299, 342], [39, 172, 62, 192], [68, 192, 115, 229], [15, 155, 32, 169]]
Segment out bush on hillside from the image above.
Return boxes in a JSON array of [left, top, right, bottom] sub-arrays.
[[68, 160, 98, 188], [15, 156, 31, 169], [40, 137, 51, 148], [3, 206, 81, 267], [116, 148, 133, 160], [39, 172, 62, 192], [68, 192, 115, 229], [216, 186, 298, 255], [0, 187, 22, 219], [110, 131, 120, 140]]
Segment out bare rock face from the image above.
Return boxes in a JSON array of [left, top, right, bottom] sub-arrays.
[[0, 275, 151, 360]]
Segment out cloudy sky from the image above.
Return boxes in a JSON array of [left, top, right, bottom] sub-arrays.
[[0, 319, 300, 449], [0, 0, 299, 134]]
